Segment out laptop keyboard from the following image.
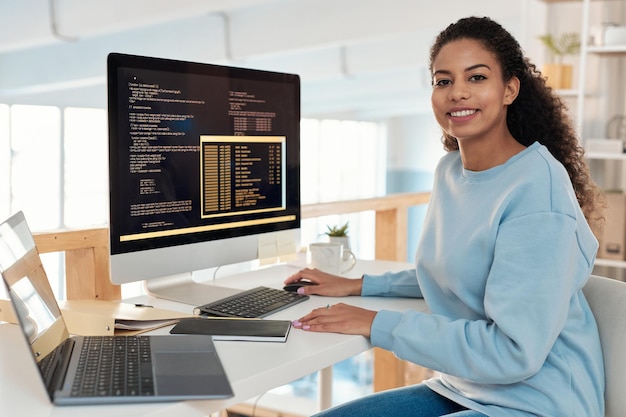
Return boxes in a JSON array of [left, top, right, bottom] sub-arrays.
[[193, 286, 309, 318], [38, 347, 58, 383], [71, 336, 154, 397]]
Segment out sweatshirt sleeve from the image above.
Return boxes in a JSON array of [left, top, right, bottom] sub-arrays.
[[362, 269, 423, 298], [371, 212, 596, 384]]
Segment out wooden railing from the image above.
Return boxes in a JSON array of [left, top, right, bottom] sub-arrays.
[[31, 191, 432, 392], [33, 228, 120, 301], [301, 192, 430, 262]]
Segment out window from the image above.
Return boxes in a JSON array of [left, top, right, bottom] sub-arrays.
[[1, 105, 108, 298], [9, 105, 61, 230], [0, 105, 9, 219], [6, 105, 63, 297], [63, 108, 108, 228], [300, 119, 386, 259]]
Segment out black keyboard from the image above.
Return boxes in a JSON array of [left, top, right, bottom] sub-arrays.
[[71, 336, 154, 397], [193, 286, 309, 318]]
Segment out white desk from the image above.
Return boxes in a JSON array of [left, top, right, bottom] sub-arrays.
[[0, 259, 423, 416]]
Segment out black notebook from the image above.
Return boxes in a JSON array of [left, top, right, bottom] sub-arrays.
[[170, 318, 292, 342]]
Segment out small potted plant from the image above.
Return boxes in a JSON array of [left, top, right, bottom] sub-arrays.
[[538, 32, 580, 90], [325, 221, 351, 250]]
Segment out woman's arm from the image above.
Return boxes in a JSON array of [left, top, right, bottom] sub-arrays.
[[284, 268, 363, 296], [284, 268, 422, 297]]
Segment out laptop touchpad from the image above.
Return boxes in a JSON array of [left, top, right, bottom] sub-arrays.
[[154, 352, 223, 395]]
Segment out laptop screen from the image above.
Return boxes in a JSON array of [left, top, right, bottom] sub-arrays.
[[0, 212, 69, 364]]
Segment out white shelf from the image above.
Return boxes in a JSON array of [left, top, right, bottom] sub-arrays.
[[585, 152, 626, 160], [595, 258, 626, 268], [587, 45, 626, 55], [540, 0, 620, 3], [556, 89, 580, 98]]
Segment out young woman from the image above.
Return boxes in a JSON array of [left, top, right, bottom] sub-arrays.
[[285, 16, 605, 417]]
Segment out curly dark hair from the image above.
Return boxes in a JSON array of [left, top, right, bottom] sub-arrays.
[[429, 16, 604, 229]]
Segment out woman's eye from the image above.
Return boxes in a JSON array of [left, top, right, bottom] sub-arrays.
[[469, 74, 487, 82], [433, 79, 451, 87]]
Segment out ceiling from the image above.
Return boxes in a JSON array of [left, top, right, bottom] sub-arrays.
[[0, 0, 554, 120]]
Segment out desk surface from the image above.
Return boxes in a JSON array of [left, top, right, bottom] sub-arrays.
[[0, 259, 423, 416]]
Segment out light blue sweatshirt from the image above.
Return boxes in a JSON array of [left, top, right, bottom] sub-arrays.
[[363, 142, 604, 416]]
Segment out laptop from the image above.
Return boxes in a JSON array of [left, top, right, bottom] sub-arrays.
[[0, 211, 234, 405]]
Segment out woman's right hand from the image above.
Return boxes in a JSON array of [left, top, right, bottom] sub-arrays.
[[284, 268, 362, 297]]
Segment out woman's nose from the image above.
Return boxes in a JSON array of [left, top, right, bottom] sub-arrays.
[[448, 82, 469, 101]]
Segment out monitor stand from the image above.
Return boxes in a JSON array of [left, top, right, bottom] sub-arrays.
[[144, 273, 242, 307]]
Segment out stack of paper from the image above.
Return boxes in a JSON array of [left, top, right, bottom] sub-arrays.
[[59, 300, 194, 336]]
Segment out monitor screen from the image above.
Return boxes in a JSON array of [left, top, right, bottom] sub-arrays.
[[107, 53, 301, 287]]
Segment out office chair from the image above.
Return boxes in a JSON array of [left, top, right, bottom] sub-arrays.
[[583, 275, 626, 417]]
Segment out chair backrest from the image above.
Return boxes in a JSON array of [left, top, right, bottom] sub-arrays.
[[583, 275, 626, 417]]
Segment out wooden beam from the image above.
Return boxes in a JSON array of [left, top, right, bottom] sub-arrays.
[[33, 228, 120, 301], [301, 192, 430, 219], [373, 348, 406, 392], [374, 206, 410, 262]]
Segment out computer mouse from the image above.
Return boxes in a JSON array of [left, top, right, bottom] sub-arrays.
[[283, 280, 317, 292]]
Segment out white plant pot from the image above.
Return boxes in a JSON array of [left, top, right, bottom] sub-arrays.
[[327, 236, 354, 261], [327, 236, 350, 250]]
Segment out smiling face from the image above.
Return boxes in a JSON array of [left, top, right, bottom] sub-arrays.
[[431, 38, 519, 148]]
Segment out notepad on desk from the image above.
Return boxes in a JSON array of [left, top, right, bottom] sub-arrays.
[[170, 317, 292, 342]]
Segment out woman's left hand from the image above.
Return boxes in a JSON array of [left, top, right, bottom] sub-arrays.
[[292, 303, 377, 337]]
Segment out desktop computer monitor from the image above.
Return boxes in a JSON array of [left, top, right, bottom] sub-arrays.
[[107, 53, 301, 304]]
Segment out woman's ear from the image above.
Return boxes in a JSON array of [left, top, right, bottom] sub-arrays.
[[504, 76, 520, 105]]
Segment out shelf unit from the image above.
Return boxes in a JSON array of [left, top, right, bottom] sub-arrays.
[[574, 0, 626, 270], [543, 0, 626, 272]]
